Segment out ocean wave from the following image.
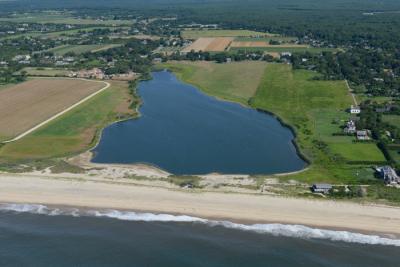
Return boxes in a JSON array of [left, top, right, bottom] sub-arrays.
[[1, 203, 400, 247]]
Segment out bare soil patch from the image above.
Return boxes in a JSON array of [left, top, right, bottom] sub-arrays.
[[182, 37, 233, 52], [0, 78, 104, 141]]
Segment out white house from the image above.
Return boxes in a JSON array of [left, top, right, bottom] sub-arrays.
[[350, 105, 361, 114]]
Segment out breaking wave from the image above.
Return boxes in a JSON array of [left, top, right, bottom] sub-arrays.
[[1, 203, 400, 247]]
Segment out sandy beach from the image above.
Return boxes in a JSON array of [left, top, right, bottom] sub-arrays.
[[0, 172, 400, 236]]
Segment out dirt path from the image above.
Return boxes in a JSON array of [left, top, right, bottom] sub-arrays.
[[2, 78, 110, 143], [345, 80, 358, 106]]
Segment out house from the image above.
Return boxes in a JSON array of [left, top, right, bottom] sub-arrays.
[[375, 105, 392, 113], [152, 57, 162, 63], [376, 166, 400, 185], [343, 120, 356, 134], [280, 52, 292, 57], [356, 130, 370, 141], [70, 68, 105, 79], [311, 184, 332, 194], [349, 105, 361, 114], [13, 55, 30, 61]]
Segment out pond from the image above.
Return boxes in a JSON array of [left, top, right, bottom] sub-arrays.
[[92, 71, 306, 175]]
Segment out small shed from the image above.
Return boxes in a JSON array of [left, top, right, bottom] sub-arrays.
[[311, 184, 332, 194]]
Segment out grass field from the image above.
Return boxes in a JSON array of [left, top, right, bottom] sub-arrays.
[[160, 61, 267, 105], [47, 44, 121, 55], [0, 13, 132, 25], [235, 36, 298, 42], [0, 78, 105, 142], [383, 115, 400, 127], [229, 46, 337, 53], [230, 42, 308, 49], [0, 81, 135, 160], [250, 64, 385, 183], [19, 67, 71, 77], [0, 26, 117, 40], [181, 29, 269, 39]]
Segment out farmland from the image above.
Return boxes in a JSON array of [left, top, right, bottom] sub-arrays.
[[182, 37, 233, 52], [230, 42, 307, 49], [0, 13, 132, 25], [0, 80, 135, 160], [181, 29, 269, 39], [18, 67, 71, 77], [229, 46, 337, 53], [161, 61, 267, 105], [47, 44, 122, 55], [0, 78, 106, 142]]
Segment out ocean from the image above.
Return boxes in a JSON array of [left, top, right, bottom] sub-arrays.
[[0, 204, 399, 266]]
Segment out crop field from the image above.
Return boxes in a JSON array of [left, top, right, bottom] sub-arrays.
[[230, 41, 308, 49], [182, 37, 233, 52], [234, 36, 298, 42], [161, 61, 267, 105], [229, 46, 337, 53], [19, 67, 71, 77], [47, 44, 121, 55], [0, 81, 135, 160], [181, 29, 269, 39], [0, 78, 105, 142]]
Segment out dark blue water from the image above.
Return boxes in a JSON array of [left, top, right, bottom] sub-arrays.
[[92, 71, 306, 174], [0, 209, 399, 267]]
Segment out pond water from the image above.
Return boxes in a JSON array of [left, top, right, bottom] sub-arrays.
[[92, 71, 306, 175]]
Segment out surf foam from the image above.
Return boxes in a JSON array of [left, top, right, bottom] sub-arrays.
[[1, 203, 399, 247]]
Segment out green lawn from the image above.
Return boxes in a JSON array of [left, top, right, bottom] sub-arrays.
[[160, 61, 267, 105], [388, 149, 400, 163], [47, 44, 121, 55], [181, 29, 269, 39], [383, 115, 400, 127], [0, 81, 135, 160], [329, 143, 386, 162], [249, 63, 385, 183]]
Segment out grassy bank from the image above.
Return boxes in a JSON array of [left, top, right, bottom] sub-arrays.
[[159, 61, 267, 105], [0, 80, 136, 160]]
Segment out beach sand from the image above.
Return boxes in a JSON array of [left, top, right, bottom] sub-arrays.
[[0, 173, 400, 236]]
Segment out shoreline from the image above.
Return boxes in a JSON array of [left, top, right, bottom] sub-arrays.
[[1, 172, 400, 238]]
